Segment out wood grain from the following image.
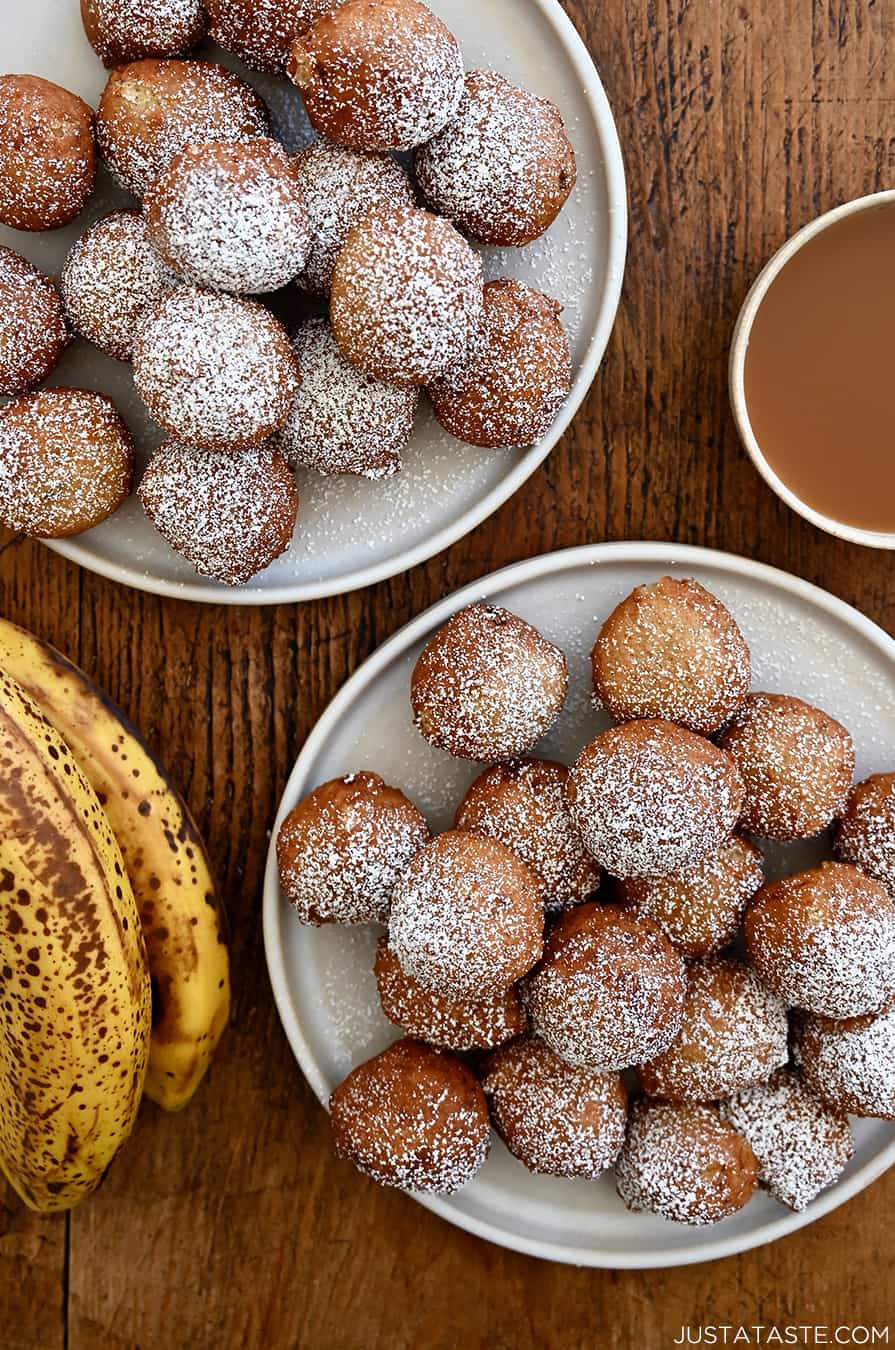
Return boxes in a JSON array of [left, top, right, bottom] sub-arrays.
[[3, 0, 895, 1345]]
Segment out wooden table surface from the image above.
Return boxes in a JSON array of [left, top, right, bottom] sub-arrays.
[[3, 2, 895, 1347]]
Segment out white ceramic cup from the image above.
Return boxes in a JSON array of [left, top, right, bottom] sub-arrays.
[[729, 189, 895, 549]]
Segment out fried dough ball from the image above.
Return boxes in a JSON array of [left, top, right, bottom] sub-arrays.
[[615, 1100, 758, 1226], [133, 287, 298, 451], [294, 140, 414, 296], [61, 211, 178, 361], [0, 76, 95, 231], [618, 835, 764, 958], [592, 576, 752, 735], [139, 440, 298, 584], [411, 604, 568, 762], [96, 59, 268, 198], [374, 939, 527, 1051], [144, 138, 310, 294], [288, 0, 464, 153], [276, 318, 417, 479], [205, 0, 339, 74], [453, 758, 600, 913], [483, 1036, 628, 1179], [745, 862, 895, 1019], [0, 248, 67, 395], [0, 389, 133, 537], [415, 70, 576, 247], [636, 956, 788, 1102], [717, 693, 855, 840], [793, 1005, 895, 1121], [722, 1068, 854, 1212], [834, 772, 895, 901], [428, 280, 571, 449], [81, 0, 206, 66], [276, 773, 430, 926], [525, 903, 687, 1072], [329, 1039, 490, 1195], [388, 830, 543, 1001], [330, 205, 483, 386], [567, 720, 743, 880]]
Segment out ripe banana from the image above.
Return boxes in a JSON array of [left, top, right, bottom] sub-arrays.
[[0, 619, 230, 1111], [0, 668, 151, 1212]]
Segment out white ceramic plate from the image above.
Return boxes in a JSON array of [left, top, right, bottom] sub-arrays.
[[263, 541, 895, 1268], [1, 0, 626, 604]]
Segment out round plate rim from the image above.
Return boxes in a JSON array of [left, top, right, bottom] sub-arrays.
[[44, 0, 628, 606], [263, 540, 895, 1267]]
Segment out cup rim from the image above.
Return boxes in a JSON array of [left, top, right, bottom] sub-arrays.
[[729, 188, 895, 549]]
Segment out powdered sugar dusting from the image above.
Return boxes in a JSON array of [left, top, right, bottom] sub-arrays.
[[429, 279, 571, 449], [206, 0, 337, 75], [294, 141, 415, 295], [0, 389, 133, 537], [621, 835, 764, 958], [62, 210, 179, 361], [133, 287, 298, 450], [834, 773, 895, 900], [794, 1006, 895, 1120], [637, 957, 789, 1102], [615, 1100, 758, 1226], [145, 137, 310, 293], [388, 830, 543, 1000], [525, 904, 686, 1071], [138, 439, 298, 583], [722, 1068, 854, 1212], [592, 576, 751, 735], [746, 862, 895, 1019], [290, 0, 465, 152], [411, 603, 568, 761], [0, 247, 68, 395], [329, 1038, 490, 1195], [0, 75, 95, 231], [97, 58, 269, 197], [277, 771, 431, 925], [718, 693, 855, 841], [83, 0, 206, 66], [374, 937, 526, 1050], [454, 757, 600, 912], [415, 69, 575, 246], [276, 317, 417, 479], [315, 926, 384, 1070], [483, 1035, 627, 1178], [567, 720, 744, 880], [331, 205, 484, 386]]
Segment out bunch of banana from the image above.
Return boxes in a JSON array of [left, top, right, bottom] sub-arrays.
[[0, 666, 150, 1211], [0, 620, 230, 1211]]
